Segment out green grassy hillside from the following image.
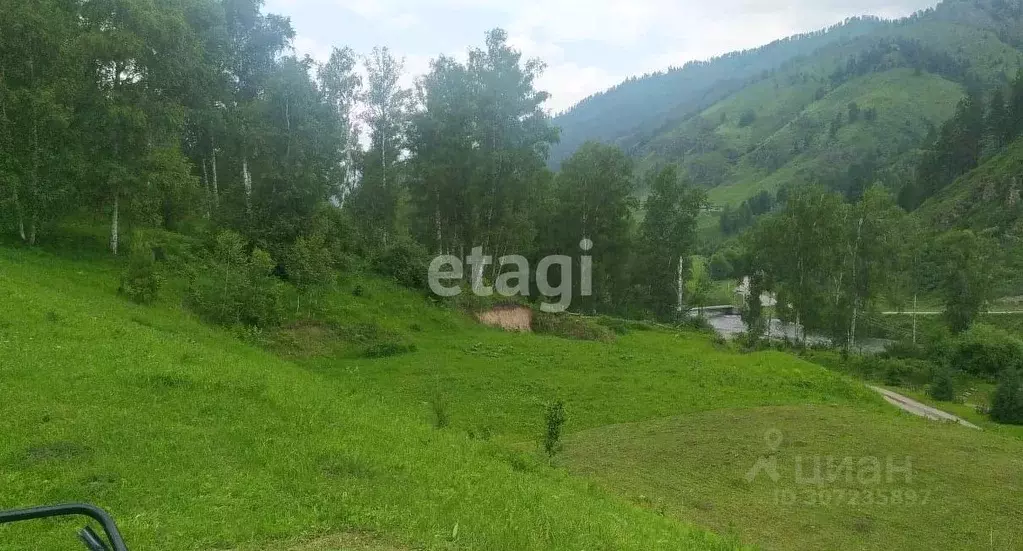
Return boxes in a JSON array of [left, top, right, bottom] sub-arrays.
[[0, 246, 735, 550], [702, 69, 963, 205], [2, 243, 1021, 550], [918, 135, 1023, 234]]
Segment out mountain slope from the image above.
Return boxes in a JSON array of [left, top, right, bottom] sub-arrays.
[[549, 16, 891, 166], [552, 0, 1023, 207], [918, 134, 1023, 233]]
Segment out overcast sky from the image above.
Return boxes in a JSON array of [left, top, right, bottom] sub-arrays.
[[265, 0, 942, 114]]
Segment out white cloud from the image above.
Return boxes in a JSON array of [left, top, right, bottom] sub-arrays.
[[277, 0, 941, 112]]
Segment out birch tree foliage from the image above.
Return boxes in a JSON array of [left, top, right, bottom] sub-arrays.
[[351, 47, 412, 245], [407, 55, 477, 254], [637, 165, 705, 321], [748, 184, 907, 345], [317, 46, 362, 203], [839, 184, 905, 345], [76, 0, 199, 254], [552, 141, 637, 313], [0, 0, 81, 244]]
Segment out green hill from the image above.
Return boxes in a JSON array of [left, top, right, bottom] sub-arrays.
[[918, 134, 1023, 234], [553, 0, 1023, 207], [2, 241, 1022, 550]]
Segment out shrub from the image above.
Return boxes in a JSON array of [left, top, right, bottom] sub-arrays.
[[881, 341, 928, 361], [187, 230, 291, 328], [708, 252, 734, 280], [543, 401, 566, 458], [532, 312, 615, 342], [678, 315, 715, 334], [928, 367, 956, 402], [286, 232, 335, 287], [596, 316, 630, 335], [991, 368, 1023, 425], [873, 357, 933, 387], [807, 351, 934, 387], [119, 247, 162, 304], [948, 324, 1023, 378], [373, 240, 428, 290]]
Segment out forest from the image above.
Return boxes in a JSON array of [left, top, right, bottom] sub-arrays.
[[4, 0, 1023, 420], [0, 0, 713, 325]]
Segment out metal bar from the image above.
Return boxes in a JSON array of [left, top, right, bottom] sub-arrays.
[[0, 503, 128, 551]]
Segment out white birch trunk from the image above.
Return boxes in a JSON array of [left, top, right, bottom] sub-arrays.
[[850, 300, 859, 351], [210, 143, 219, 208], [110, 192, 119, 255], [242, 156, 252, 214], [201, 157, 211, 219], [677, 255, 685, 317], [912, 294, 918, 344], [435, 195, 443, 255], [13, 188, 25, 242]]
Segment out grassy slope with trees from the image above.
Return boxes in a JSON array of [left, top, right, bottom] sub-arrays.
[[0, 242, 741, 551], [3, 241, 1022, 550], [2, 0, 1023, 549]]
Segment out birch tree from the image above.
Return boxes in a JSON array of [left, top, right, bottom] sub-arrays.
[[352, 47, 411, 245]]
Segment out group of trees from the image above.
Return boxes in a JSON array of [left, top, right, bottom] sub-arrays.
[[742, 185, 906, 346], [737, 184, 1000, 347], [719, 190, 779, 235], [0, 0, 711, 322], [900, 71, 1023, 209], [0, 0, 358, 257]]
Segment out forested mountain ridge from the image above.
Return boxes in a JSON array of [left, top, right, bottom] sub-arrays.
[[552, 0, 1023, 207], [548, 16, 890, 167]]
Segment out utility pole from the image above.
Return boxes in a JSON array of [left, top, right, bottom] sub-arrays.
[[912, 294, 918, 345]]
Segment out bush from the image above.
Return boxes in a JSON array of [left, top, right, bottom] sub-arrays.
[[708, 252, 734, 280], [678, 315, 715, 334], [373, 240, 428, 290], [187, 231, 291, 328], [595, 316, 656, 335], [881, 341, 928, 361], [928, 367, 956, 402], [596, 316, 630, 335], [542, 401, 566, 458], [806, 351, 934, 387], [991, 368, 1023, 425], [286, 232, 335, 287], [873, 357, 933, 387], [119, 247, 162, 304], [948, 324, 1023, 378], [532, 312, 615, 342]]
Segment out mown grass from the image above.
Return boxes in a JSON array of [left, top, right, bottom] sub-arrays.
[[879, 384, 1023, 442], [561, 406, 1023, 551]]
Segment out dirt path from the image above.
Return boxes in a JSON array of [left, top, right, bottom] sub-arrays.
[[869, 386, 981, 429]]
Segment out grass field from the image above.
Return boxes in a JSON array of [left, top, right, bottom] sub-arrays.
[[561, 406, 1023, 551], [2, 242, 1022, 550], [0, 245, 736, 551]]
